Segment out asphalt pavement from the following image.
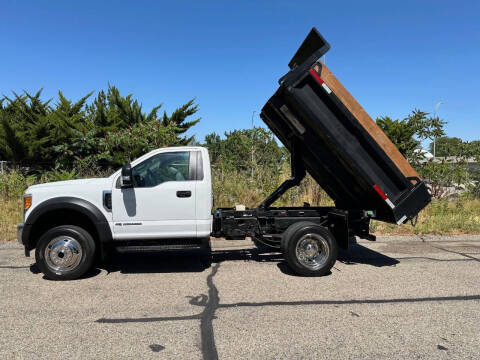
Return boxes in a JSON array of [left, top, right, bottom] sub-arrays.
[[1, 235, 479, 359]]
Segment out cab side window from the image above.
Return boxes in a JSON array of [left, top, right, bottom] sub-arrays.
[[132, 152, 190, 187]]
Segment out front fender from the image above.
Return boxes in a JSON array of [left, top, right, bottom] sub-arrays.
[[22, 197, 112, 250]]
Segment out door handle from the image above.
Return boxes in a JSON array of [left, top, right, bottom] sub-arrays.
[[176, 190, 192, 198]]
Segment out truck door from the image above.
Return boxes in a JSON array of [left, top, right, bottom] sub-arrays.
[[111, 150, 197, 239]]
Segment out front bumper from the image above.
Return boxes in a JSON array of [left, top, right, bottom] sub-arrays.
[[17, 223, 30, 257], [17, 223, 24, 245]]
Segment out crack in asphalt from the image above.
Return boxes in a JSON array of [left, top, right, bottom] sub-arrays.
[[96, 314, 201, 323], [431, 245, 480, 262], [0, 265, 31, 269], [95, 295, 480, 321], [341, 256, 475, 264], [218, 294, 480, 308], [381, 256, 474, 262]]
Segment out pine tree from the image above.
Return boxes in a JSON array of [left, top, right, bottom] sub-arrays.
[[0, 86, 201, 171]]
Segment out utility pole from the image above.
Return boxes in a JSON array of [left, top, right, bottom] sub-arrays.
[[251, 111, 256, 178], [433, 101, 443, 158]]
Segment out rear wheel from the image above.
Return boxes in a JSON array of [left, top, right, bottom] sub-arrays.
[[35, 225, 96, 280], [281, 221, 338, 276]]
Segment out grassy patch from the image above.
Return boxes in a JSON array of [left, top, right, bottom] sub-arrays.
[[0, 197, 22, 242], [1, 166, 480, 242], [371, 198, 480, 235]]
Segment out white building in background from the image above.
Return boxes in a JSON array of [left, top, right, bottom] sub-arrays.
[[414, 149, 434, 162], [414, 149, 478, 170]]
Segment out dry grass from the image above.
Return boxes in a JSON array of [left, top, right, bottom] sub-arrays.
[[0, 197, 22, 242], [1, 165, 479, 242], [213, 166, 480, 236], [212, 164, 333, 208], [371, 198, 480, 235]]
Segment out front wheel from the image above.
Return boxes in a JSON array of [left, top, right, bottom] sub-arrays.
[[281, 222, 338, 276], [35, 225, 96, 280]]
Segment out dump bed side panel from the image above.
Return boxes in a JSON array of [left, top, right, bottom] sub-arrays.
[[317, 64, 419, 181], [261, 63, 431, 224]]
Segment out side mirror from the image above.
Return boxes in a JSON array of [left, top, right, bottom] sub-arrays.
[[121, 163, 133, 188]]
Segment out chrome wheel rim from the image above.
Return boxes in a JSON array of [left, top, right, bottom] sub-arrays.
[[44, 236, 83, 273], [295, 233, 329, 270]]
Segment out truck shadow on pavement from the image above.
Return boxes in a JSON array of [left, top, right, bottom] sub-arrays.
[[337, 243, 400, 267], [28, 263, 103, 280], [99, 243, 398, 277]]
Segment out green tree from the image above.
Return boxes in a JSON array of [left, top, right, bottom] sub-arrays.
[[376, 116, 419, 157], [0, 89, 91, 168], [429, 137, 463, 157], [98, 120, 180, 166], [160, 99, 200, 145], [0, 86, 201, 171], [91, 87, 200, 166], [376, 109, 445, 164], [468, 140, 480, 161], [420, 139, 478, 199], [204, 127, 286, 174]]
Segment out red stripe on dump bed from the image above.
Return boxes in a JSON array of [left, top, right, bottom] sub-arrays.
[[373, 184, 388, 200], [309, 69, 324, 84]]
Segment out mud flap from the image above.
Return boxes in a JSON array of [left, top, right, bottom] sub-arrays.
[[328, 209, 349, 249]]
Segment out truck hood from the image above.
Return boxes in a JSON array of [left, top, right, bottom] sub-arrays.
[[27, 178, 110, 191]]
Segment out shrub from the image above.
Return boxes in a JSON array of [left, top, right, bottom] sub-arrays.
[[0, 169, 36, 199]]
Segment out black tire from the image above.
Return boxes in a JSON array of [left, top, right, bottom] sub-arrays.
[[35, 225, 96, 280], [200, 237, 212, 258], [201, 236, 212, 251], [281, 221, 338, 276]]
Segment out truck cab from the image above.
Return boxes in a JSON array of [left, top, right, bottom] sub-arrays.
[[110, 146, 212, 240], [18, 146, 213, 280]]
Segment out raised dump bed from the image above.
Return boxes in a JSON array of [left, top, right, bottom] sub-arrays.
[[260, 28, 431, 224]]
